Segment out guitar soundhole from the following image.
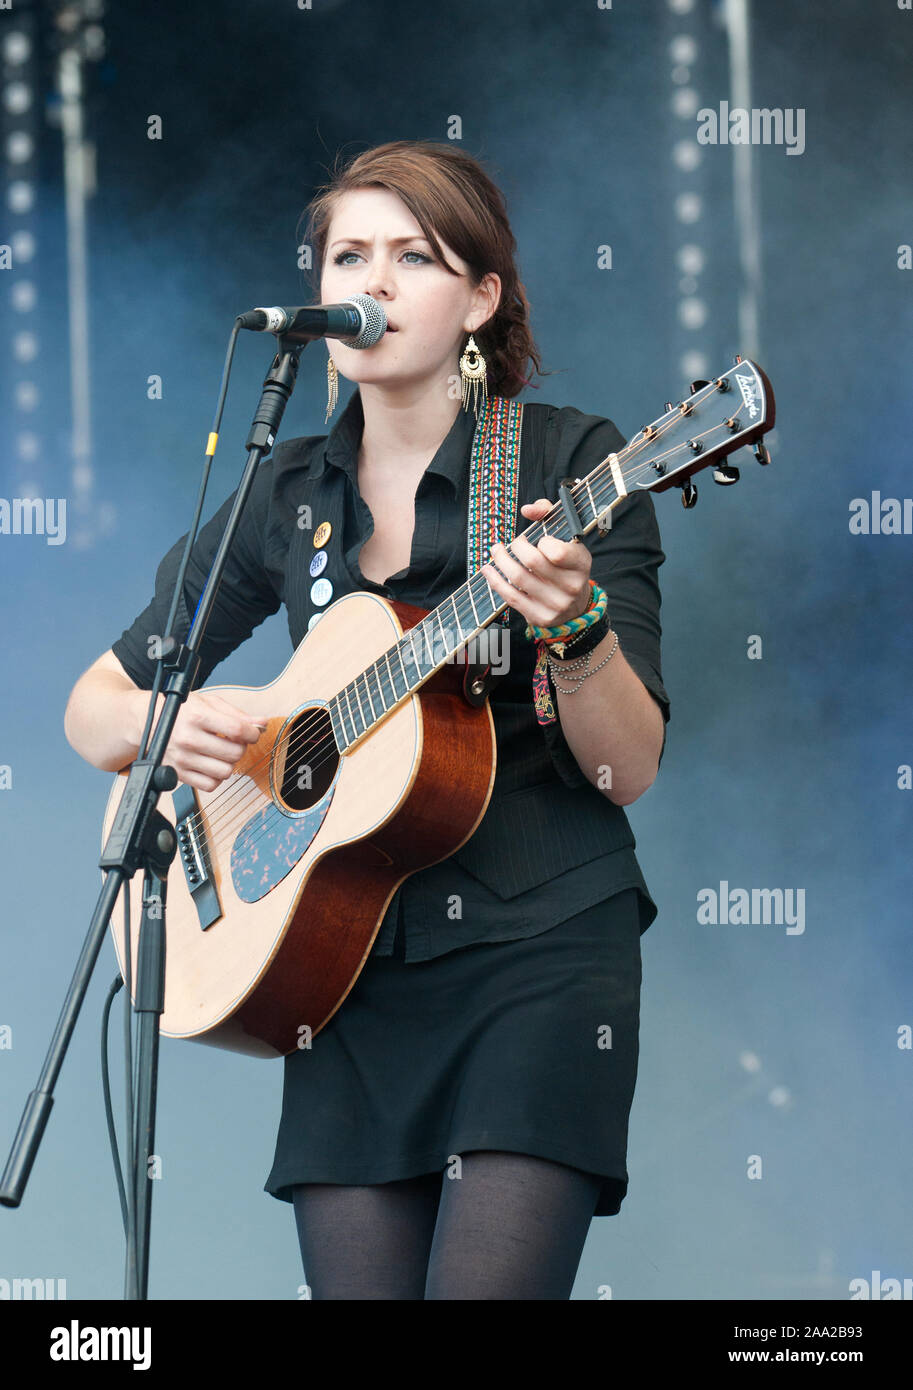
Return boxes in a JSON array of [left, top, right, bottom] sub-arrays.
[[276, 705, 338, 811]]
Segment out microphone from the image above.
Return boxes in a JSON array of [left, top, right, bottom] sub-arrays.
[[236, 293, 387, 348]]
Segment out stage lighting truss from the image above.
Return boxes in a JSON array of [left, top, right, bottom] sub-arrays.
[[3, 16, 41, 486]]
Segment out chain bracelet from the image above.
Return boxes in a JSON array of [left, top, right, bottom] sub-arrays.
[[548, 630, 619, 693]]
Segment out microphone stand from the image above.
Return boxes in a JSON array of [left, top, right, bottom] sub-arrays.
[[0, 336, 305, 1301]]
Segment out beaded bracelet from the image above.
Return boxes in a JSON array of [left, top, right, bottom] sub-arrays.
[[524, 580, 608, 646]]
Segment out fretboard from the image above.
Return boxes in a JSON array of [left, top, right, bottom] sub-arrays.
[[327, 461, 623, 752]]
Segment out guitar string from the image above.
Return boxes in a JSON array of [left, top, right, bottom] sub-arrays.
[[177, 403, 746, 856], [180, 406, 714, 851], [180, 408, 741, 866]]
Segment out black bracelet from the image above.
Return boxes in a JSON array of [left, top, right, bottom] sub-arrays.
[[550, 610, 612, 661]]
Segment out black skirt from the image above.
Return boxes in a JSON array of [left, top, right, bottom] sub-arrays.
[[264, 886, 643, 1218]]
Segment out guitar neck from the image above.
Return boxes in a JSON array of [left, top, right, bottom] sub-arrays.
[[326, 455, 625, 754], [326, 358, 775, 754]]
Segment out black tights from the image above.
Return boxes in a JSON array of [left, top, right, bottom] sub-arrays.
[[292, 1150, 603, 1300]]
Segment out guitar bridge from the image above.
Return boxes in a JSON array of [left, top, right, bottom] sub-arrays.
[[173, 783, 221, 930]]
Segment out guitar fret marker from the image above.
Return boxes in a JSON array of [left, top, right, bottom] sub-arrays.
[[434, 611, 449, 664], [363, 672, 377, 722], [344, 687, 362, 739], [352, 680, 367, 728], [338, 694, 355, 747], [384, 651, 398, 697], [329, 698, 346, 751], [608, 453, 627, 499], [353, 685, 367, 737], [450, 594, 464, 642]]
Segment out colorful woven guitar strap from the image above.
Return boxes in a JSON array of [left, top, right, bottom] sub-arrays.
[[466, 397, 556, 727]]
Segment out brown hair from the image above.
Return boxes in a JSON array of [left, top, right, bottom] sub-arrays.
[[299, 140, 544, 398]]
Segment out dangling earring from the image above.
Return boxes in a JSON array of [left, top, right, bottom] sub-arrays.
[[460, 334, 488, 418], [325, 353, 338, 424]]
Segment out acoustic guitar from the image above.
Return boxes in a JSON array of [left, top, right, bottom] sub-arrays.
[[102, 359, 775, 1057]]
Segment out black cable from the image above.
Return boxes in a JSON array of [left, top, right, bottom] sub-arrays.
[[121, 880, 136, 1294], [100, 971, 128, 1235], [138, 321, 243, 759]]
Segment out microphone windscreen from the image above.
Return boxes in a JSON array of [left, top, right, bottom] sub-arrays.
[[343, 293, 387, 349]]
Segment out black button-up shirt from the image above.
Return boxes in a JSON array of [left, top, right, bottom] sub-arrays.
[[112, 387, 670, 962]]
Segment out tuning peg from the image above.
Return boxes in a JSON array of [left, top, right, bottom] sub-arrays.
[[755, 442, 771, 465], [689, 379, 710, 395], [664, 402, 673, 413], [733, 353, 743, 364], [713, 464, 740, 485], [681, 479, 698, 508]]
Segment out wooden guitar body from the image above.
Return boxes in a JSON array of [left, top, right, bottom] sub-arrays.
[[102, 591, 497, 1058]]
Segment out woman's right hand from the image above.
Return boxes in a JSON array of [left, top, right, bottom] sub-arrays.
[[131, 689, 270, 792], [65, 650, 271, 787]]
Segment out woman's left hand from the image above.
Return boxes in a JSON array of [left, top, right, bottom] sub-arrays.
[[481, 498, 593, 629]]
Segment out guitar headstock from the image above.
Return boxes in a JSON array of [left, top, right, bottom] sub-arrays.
[[625, 358, 775, 507]]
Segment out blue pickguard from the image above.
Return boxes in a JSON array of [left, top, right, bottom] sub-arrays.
[[231, 793, 334, 903]]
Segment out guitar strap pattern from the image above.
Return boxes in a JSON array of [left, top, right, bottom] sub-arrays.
[[466, 395, 522, 607], [466, 397, 557, 727]]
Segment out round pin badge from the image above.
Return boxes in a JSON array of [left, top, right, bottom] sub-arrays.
[[310, 577, 333, 606], [307, 612, 323, 631], [309, 549, 328, 577], [313, 521, 332, 548]]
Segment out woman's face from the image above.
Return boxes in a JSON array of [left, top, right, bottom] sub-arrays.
[[320, 186, 499, 396]]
